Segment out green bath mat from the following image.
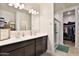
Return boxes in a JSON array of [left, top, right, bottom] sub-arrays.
[[56, 44, 69, 53]]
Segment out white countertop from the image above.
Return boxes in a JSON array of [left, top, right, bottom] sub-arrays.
[[0, 33, 48, 46]]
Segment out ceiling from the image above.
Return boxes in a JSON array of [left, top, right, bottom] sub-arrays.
[[54, 3, 79, 13]]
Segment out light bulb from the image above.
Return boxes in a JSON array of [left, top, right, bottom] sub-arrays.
[[31, 9, 34, 12], [32, 10, 36, 14], [8, 3, 13, 6], [14, 5, 18, 8], [21, 4, 24, 9], [19, 6, 22, 9], [37, 12, 39, 14], [28, 9, 34, 14], [29, 9, 32, 13], [29, 11, 31, 13], [14, 3, 20, 8]]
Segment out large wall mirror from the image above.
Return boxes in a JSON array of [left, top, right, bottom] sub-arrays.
[[0, 3, 31, 31]]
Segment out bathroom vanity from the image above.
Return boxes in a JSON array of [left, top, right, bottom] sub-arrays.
[[0, 34, 48, 56]]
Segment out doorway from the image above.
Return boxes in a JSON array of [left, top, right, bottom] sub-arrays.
[[63, 10, 75, 47]]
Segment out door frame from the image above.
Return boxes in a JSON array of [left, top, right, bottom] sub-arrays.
[[62, 8, 77, 47]]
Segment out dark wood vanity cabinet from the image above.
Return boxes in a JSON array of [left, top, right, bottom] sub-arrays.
[[9, 40, 35, 56], [42, 36, 47, 53], [36, 36, 47, 56], [36, 37, 43, 56], [0, 35, 48, 56], [24, 41, 35, 56], [9, 47, 25, 56]]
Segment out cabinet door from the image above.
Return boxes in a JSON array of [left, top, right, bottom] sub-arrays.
[[9, 47, 25, 56], [42, 36, 47, 53], [36, 38, 43, 56], [25, 44, 35, 56]]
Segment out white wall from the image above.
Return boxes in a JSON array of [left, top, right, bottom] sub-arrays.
[[0, 9, 16, 23], [75, 8, 79, 48], [31, 14, 40, 35], [0, 4, 16, 23], [39, 4, 54, 55]]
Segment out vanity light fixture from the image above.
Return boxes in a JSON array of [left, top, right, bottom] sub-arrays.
[[8, 3, 25, 9], [28, 9, 39, 15], [8, 3, 39, 15], [14, 3, 20, 8], [19, 4, 25, 9], [28, 9, 34, 13], [8, 3, 13, 6], [32, 10, 36, 14]]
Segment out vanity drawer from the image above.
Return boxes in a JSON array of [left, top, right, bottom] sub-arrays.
[[0, 42, 21, 52], [0, 39, 35, 52]]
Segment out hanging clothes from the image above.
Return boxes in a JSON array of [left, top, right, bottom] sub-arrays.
[[64, 22, 75, 42], [65, 27, 68, 34]]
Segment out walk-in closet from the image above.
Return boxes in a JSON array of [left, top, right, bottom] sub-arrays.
[[63, 9, 75, 46]]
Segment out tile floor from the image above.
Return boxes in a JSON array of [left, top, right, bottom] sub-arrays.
[[64, 40, 75, 46], [41, 44, 79, 56], [41, 52, 52, 56]]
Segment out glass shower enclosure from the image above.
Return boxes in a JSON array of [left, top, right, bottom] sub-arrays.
[[54, 18, 60, 49]]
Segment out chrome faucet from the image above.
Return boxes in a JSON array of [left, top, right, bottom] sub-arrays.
[[22, 32, 25, 37]]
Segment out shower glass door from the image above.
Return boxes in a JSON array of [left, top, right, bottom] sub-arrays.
[[54, 19, 60, 49]]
